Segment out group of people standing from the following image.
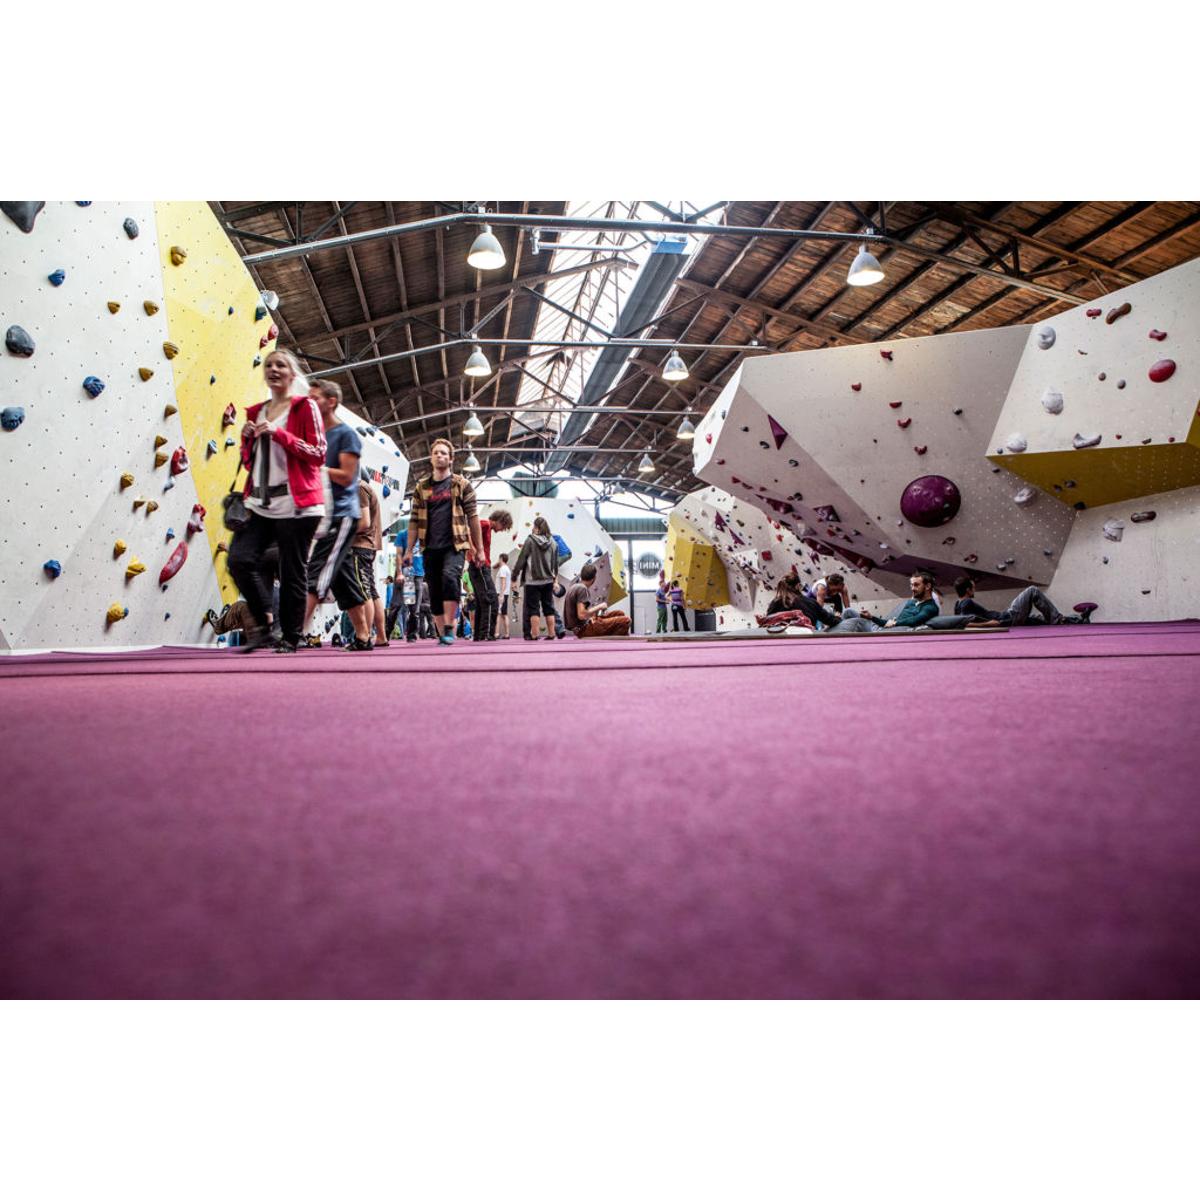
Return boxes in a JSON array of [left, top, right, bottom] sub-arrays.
[[223, 352, 631, 651]]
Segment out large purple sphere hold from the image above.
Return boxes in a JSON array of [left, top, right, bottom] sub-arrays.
[[900, 474, 962, 527]]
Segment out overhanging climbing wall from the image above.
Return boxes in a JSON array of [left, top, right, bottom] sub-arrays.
[[3, 201, 310, 650], [667, 486, 905, 630]]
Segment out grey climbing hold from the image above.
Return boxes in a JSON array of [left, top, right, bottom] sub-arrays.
[[255, 305, 268, 321], [5, 326, 35, 357], [123, 217, 139, 239], [1072, 432, 1102, 449], [206, 439, 218, 456], [224, 436, 235, 447], [48, 269, 66, 287], [163, 476, 176, 492], [1036, 326, 1056, 349], [82, 375, 105, 398], [1130, 511, 1157, 523], [1005, 433, 1027, 453], [1, 201, 45, 233], [1103, 519, 1125, 542], [1041, 388, 1064, 415], [1, 406, 25, 430], [1013, 487, 1036, 506]]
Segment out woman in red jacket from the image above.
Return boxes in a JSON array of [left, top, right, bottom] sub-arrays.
[[227, 349, 327, 652]]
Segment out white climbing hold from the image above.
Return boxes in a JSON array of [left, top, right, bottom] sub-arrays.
[[1072, 432, 1102, 449], [1041, 388, 1064, 415], [1036, 326, 1056, 350], [1005, 433, 1027, 454], [1103, 519, 1125, 542], [1013, 487, 1037, 507]]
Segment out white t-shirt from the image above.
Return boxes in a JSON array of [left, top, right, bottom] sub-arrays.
[[496, 563, 511, 597], [245, 411, 326, 520]]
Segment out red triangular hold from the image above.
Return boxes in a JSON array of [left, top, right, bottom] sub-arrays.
[[767, 415, 790, 451]]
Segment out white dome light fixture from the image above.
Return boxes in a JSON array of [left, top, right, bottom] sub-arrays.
[[463, 412, 485, 439], [662, 350, 689, 382], [847, 242, 885, 287], [463, 452, 482, 473], [467, 224, 506, 270], [638, 452, 654, 473], [464, 345, 492, 377], [676, 415, 696, 440]]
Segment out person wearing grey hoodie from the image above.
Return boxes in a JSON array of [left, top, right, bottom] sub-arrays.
[[512, 515, 560, 641]]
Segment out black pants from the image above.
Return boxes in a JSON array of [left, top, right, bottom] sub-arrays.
[[228, 511, 320, 646], [422, 547, 464, 615], [672, 604, 689, 631], [467, 562, 497, 641]]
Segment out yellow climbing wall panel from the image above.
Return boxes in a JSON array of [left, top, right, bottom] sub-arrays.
[[155, 202, 277, 604], [666, 517, 730, 609], [608, 542, 628, 605], [986, 408, 1200, 510]]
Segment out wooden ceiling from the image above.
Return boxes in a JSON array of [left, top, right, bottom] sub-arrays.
[[211, 200, 1200, 498]]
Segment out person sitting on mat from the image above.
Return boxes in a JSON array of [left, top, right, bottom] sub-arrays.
[[563, 562, 631, 638], [831, 571, 940, 632], [953, 577, 1093, 626], [809, 572, 850, 617], [757, 570, 844, 631]]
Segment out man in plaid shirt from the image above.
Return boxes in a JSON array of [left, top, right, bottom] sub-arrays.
[[402, 438, 485, 646]]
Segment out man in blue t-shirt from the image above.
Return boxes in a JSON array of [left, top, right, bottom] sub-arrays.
[[303, 382, 373, 650]]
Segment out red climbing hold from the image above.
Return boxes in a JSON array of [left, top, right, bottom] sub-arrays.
[[889, 401, 902, 409], [880, 350, 893, 361], [268, 324, 279, 341], [1086, 308, 1101, 318], [170, 447, 190, 475], [762, 551, 773, 561], [767, 415, 790, 450], [1149, 330, 1168, 341], [705, 433, 712, 443], [897, 417, 912, 429], [222, 402, 237, 427], [1148, 359, 1176, 383], [158, 541, 188, 585], [186, 503, 206, 535], [1106, 302, 1132, 325], [851, 382, 862, 392], [914, 445, 928, 455]]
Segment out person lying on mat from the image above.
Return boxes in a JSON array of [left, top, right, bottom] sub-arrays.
[[953, 577, 1092, 626], [831, 571, 940, 632], [563, 563, 631, 638]]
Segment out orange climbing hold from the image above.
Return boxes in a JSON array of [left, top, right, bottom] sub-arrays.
[[107, 301, 121, 314], [143, 300, 160, 316], [106, 604, 128, 625], [119, 473, 134, 490], [163, 341, 179, 360], [138, 367, 154, 381]]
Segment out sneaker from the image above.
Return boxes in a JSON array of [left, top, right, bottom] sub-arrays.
[[273, 641, 297, 654], [438, 632, 456, 646], [239, 626, 271, 653], [345, 637, 374, 652]]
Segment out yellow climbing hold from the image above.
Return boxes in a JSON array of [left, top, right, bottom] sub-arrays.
[[154, 435, 168, 448], [145, 500, 159, 514], [138, 367, 154, 381], [144, 300, 160, 316], [163, 341, 179, 360], [163, 403, 178, 417], [170, 246, 187, 266], [132, 497, 147, 510], [113, 539, 127, 557], [119, 472, 134, 490], [125, 559, 146, 579], [106, 604, 128, 625], [155, 451, 169, 467], [107, 301, 121, 314]]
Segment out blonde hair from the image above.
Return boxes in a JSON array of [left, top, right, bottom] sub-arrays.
[[264, 348, 308, 395]]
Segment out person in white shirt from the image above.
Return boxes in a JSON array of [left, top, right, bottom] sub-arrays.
[[495, 553, 512, 638]]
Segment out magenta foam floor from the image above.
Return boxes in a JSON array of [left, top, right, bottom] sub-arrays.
[[2, 622, 1198, 998]]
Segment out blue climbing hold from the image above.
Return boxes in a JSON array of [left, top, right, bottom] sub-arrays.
[[2, 406, 25, 430], [82, 375, 105, 398], [210, 374, 216, 385], [76, 201, 91, 207], [228, 306, 235, 315], [206, 439, 218, 456], [123, 217, 139, 239], [48, 269, 66, 287], [566, 512, 574, 519], [255, 305, 268, 322], [43, 559, 63, 579], [6, 326, 35, 357], [164, 612, 171, 619], [166, 527, 176, 541], [382, 485, 391, 498]]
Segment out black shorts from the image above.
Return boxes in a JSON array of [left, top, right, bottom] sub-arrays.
[[353, 548, 378, 599], [524, 582, 555, 618], [307, 517, 366, 611], [423, 546, 464, 612], [500, 595, 509, 616]]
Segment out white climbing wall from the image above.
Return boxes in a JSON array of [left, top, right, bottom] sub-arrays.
[[0, 202, 224, 651]]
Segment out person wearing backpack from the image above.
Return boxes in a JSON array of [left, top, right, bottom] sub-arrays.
[[512, 515, 560, 641]]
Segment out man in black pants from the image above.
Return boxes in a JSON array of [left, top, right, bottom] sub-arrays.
[[468, 506, 512, 641], [402, 438, 484, 647]]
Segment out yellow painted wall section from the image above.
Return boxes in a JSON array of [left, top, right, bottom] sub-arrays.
[[666, 516, 729, 608], [155, 202, 277, 603], [608, 542, 628, 605]]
